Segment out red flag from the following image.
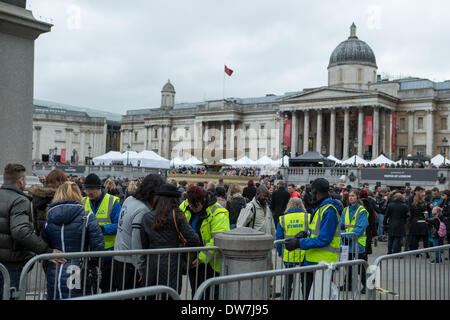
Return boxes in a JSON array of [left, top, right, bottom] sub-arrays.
[[392, 112, 397, 152], [284, 119, 292, 147], [60, 149, 66, 163], [224, 65, 234, 76]]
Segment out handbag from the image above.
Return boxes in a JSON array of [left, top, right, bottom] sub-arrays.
[[172, 209, 194, 274]]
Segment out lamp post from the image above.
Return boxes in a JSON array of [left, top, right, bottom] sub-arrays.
[[127, 144, 131, 166], [354, 139, 358, 167], [88, 145, 92, 165], [54, 147, 58, 164]]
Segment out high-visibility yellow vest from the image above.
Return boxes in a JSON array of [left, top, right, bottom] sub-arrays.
[[305, 203, 341, 263], [83, 193, 119, 250], [180, 200, 230, 273], [343, 204, 369, 248], [280, 210, 311, 264]]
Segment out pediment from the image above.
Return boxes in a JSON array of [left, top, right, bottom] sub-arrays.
[[283, 87, 376, 102]]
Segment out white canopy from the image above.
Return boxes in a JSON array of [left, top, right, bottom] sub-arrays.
[[135, 150, 170, 169], [92, 151, 123, 166], [183, 156, 204, 167], [341, 155, 368, 165], [255, 156, 275, 167], [120, 151, 139, 166], [170, 157, 185, 168], [368, 155, 395, 165], [327, 155, 342, 164], [431, 154, 450, 166], [220, 158, 236, 166], [233, 156, 257, 167], [272, 155, 290, 168]]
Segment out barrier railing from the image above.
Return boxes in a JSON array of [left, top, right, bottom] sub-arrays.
[[18, 247, 220, 300], [0, 263, 11, 300], [366, 245, 450, 300], [73, 285, 182, 300], [193, 260, 369, 300]]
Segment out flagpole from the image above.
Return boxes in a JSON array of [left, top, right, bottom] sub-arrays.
[[223, 64, 226, 100]]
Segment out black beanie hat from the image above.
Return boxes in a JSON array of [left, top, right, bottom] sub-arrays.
[[84, 173, 102, 189], [156, 184, 181, 198], [311, 178, 330, 193]]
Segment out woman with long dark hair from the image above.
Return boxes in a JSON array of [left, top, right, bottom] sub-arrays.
[[139, 184, 201, 295], [409, 190, 430, 251]]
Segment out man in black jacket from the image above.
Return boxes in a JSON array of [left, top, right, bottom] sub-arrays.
[[0, 164, 64, 300], [243, 179, 257, 202], [270, 181, 290, 225]]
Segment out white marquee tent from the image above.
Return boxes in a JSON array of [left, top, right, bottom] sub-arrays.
[[368, 155, 395, 166], [120, 151, 139, 166], [255, 156, 275, 167], [135, 150, 170, 169], [341, 155, 368, 166], [327, 155, 342, 164], [233, 156, 257, 167], [220, 158, 236, 166], [431, 154, 450, 166], [92, 151, 123, 166]]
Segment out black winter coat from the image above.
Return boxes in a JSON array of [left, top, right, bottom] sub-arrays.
[[42, 200, 105, 300], [140, 209, 201, 292], [0, 184, 51, 271], [226, 195, 247, 226], [29, 185, 56, 236], [270, 188, 291, 224], [409, 202, 429, 236], [383, 199, 409, 237]]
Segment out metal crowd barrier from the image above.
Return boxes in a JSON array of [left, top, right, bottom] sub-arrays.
[[366, 244, 450, 300], [0, 263, 11, 300], [193, 260, 369, 300], [73, 285, 182, 300], [18, 247, 221, 300]]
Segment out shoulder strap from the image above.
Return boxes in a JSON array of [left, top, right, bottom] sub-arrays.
[[251, 202, 257, 229], [173, 209, 187, 247]]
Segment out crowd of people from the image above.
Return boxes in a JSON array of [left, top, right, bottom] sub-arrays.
[[1, 161, 449, 300]]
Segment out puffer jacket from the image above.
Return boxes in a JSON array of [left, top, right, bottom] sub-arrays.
[[29, 185, 56, 236], [140, 209, 201, 292], [42, 200, 104, 300], [226, 194, 247, 227], [0, 184, 52, 271]]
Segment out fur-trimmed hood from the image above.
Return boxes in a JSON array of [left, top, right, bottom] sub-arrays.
[[28, 185, 56, 199]]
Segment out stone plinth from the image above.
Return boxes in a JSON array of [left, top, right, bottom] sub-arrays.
[[214, 227, 274, 300], [0, 2, 51, 176]]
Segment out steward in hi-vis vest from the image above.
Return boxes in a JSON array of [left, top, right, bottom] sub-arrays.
[[341, 203, 369, 254], [82, 174, 121, 250], [276, 208, 311, 265]]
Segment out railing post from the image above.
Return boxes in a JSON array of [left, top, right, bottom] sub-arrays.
[[214, 227, 274, 300]]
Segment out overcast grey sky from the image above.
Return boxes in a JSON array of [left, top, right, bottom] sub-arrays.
[[28, 0, 450, 115]]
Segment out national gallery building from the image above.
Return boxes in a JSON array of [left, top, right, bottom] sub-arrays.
[[33, 24, 450, 164]]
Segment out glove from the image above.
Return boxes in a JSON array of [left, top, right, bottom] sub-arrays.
[[284, 231, 309, 251]]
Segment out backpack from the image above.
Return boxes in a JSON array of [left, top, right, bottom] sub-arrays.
[[436, 217, 447, 238]]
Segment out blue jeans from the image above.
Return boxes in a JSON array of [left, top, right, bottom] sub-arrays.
[[0, 269, 21, 300], [377, 214, 385, 238], [432, 238, 444, 261], [388, 236, 402, 254]]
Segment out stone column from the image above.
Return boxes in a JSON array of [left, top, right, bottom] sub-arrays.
[[358, 108, 364, 158], [219, 122, 225, 160], [80, 130, 86, 164], [408, 111, 414, 154], [291, 111, 298, 157], [343, 108, 350, 160], [388, 111, 393, 159], [380, 109, 386, 155], [372, 106, 380, 159], [213, 228, 274, 300], [303, 110, 310, 153], [228, 121, 235, 159], [158, 126, 163, 156], [0, 2, 51, 179], [426, 109, 434, 156], [316, 109, 323, 154], [65, 128, 73, 161], [194, 121, 203, 160], [34, 126, 42, 162], [279, 111, 284, 155], [164, 125, 171, 159], [329, 108, 336, 156], [145, 125, 150, 150]]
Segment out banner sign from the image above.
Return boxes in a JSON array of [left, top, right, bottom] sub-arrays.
[[59, 166, 86, 174], [361, 168, 438, 182], [60, 149, 66, 164], [365, 116, 373, 146], [284, 119, 292, 148], [392, 112, 397, 152]]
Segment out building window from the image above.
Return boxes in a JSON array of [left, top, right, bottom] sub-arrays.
[[441, 117, 448, 130], [399, 148, 406, 157], [417, 147, 425, 156], [154, 129, 158, 139], [358, 68, 363, 83], [338, 69, 344, 83], [418, 117, 424, 130], [134, 132, 138, 142], [400, 118, 406, 130]]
